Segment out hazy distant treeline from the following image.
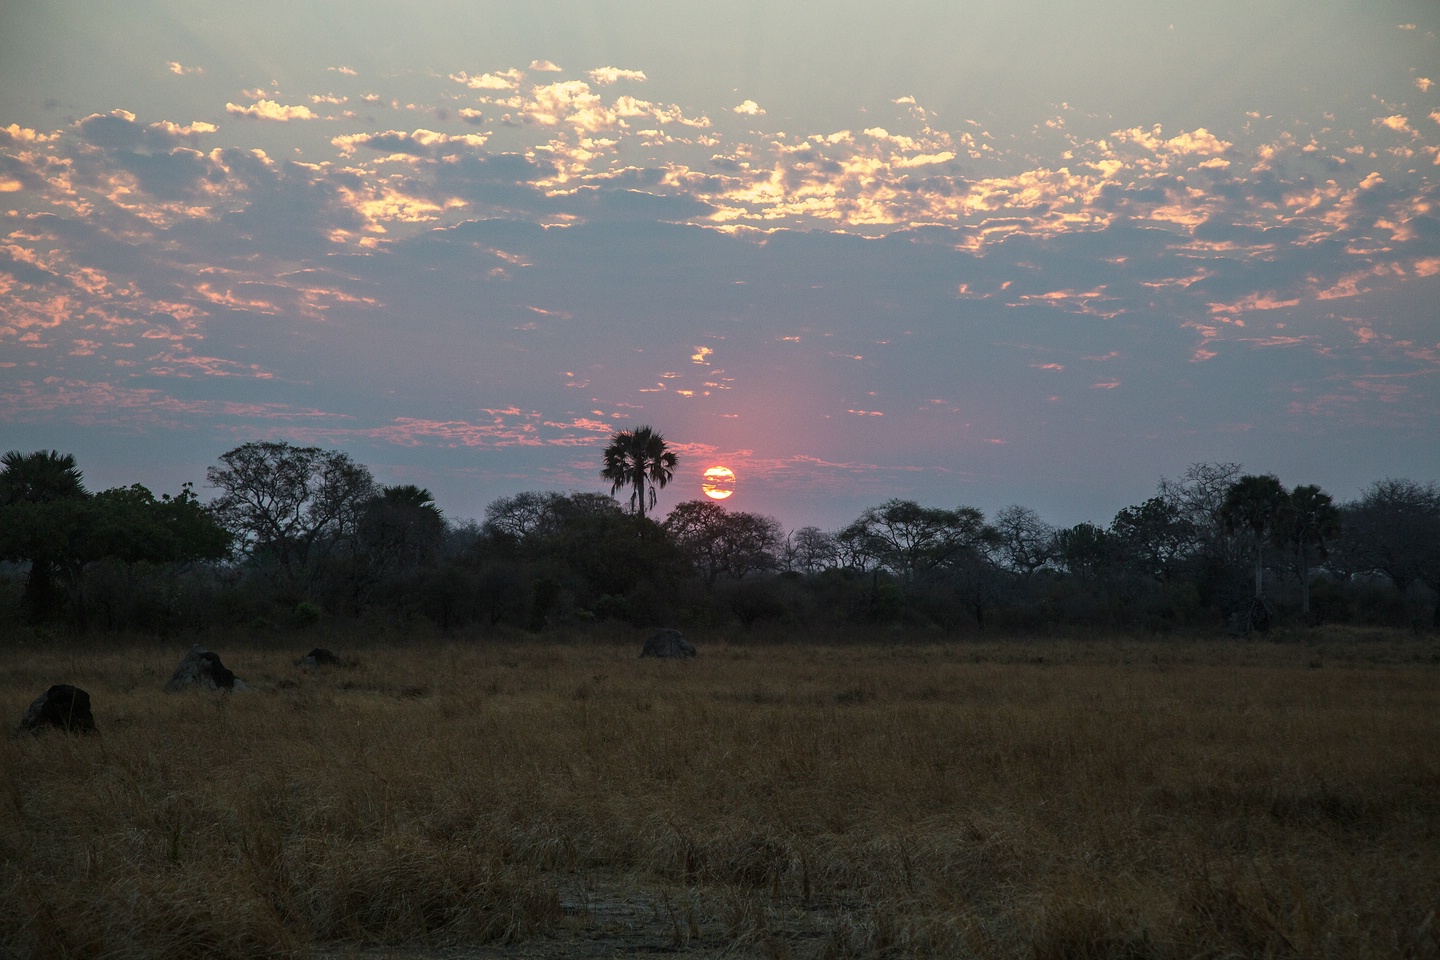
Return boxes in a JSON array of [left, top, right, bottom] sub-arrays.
[[2, 444, 1438, 636]]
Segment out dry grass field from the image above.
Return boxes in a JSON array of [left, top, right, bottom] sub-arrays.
[[2, 628, 1438, 959]]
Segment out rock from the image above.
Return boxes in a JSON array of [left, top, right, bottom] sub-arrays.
[[164, 644, 247, 692], [18, 684, 97, 735], [641, 628, 697, 659], [295, 647, 344, 668]]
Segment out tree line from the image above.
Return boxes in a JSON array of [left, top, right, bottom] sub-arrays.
[[2, 435, 1438, 637]]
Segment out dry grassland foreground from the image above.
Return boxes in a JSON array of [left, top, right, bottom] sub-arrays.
[[2, 630, 1438, 960]]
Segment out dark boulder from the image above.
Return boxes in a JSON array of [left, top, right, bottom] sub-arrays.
[[164, 644, 248, 692], [641, 628, 697, 659], [295, 647, 344, 668], [18, 684, 97, 735]]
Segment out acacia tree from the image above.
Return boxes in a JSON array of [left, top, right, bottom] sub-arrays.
[[206, 441, 376, 586], [600, 426, 677, 520], [664, 499, 782, 586], [842, 499, 993, 584], [483, 490, 565, 545]]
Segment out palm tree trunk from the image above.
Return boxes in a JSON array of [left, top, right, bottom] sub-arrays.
[[1299, 545, 1311, 615]]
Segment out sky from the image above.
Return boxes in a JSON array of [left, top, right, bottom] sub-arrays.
[[2, 1, 1439, 532]]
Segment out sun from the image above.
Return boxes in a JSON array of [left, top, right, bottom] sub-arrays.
[[701, 465, 736, 500]]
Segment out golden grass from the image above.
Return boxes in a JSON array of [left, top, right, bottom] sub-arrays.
[[2, 630, 1438, 959]]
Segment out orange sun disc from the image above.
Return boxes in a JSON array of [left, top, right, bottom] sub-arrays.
[[702, 465, 736, 500]]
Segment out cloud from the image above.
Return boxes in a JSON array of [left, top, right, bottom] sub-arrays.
[[331, 128, 490, 158], [225, 99, 317, 121], [329, 66, 358, 76], [529, 60, 562, 72], [732, 100, 765, 116], [588, 67, 647, 85], [449, 69, 522, 90], [8, 44, 1440, 529], [166, 61, 203, 76]]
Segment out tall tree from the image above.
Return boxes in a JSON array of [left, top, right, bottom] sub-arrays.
[[0, 459, 228, 624], [483, 490, 565, 545], [1158, 461, 1246, 597], [206, 441, 376, 584], [600, 426, 677, 520], [992, 504, 1057, 578], [784, 526, 840, 574], [1337, 478, 1440, 626], [1277, 484, 1340, 616], [0, 450, 86, 504], [1220, 474, 1291, 600], [359, 485, 446, 575], [843, 499, 993, 584], [1109, 497, 1194, 583], [1057, 522, 1113, 581], [0, 450, 89, 616], [664, 499, 782, 586]]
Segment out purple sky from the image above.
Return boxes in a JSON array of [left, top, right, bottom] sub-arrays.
[[2, 2, 1438, 532]]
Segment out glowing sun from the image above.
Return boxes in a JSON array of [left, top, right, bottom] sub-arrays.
[[701, 465, 736, 500]]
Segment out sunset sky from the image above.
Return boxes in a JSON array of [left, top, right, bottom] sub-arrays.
[[3, 1, 1438, 532]]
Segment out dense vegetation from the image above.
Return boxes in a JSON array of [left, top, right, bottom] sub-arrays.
[[2, 441, 1438, 638]]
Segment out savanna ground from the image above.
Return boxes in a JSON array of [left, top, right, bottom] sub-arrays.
[[2, 626, 1438, 959]]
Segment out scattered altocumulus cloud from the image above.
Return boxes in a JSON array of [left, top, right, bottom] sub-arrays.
[[2, 4, 1439, 529]]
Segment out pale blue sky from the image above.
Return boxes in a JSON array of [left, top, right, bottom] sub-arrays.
[[2, 1, 1438, 530]]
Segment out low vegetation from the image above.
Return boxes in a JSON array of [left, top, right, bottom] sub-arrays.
[[4, 628, 1437, 958]]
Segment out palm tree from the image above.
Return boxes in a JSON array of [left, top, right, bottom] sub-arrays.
[[600, 426, 677, 520], [0, 450, 86, 504], [0, 450, 88, 617], [1281, 484, 1340, 616], [1220, 474, 1290, 600]]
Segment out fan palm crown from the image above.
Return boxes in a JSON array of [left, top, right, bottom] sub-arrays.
[[600, 426, 677, 520]]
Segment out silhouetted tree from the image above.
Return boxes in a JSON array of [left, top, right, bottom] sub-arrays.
[[1221, 474, 1290, 601], [600, 426, 677, 520], [784, 526, 840, 574], [0, 450, 88, 616], [483, 490, 564, 545], [843, 499, 991, 584], [206, 441, 376, 586], [360, 485, 446, 575], [1057, 522, 1113, 581], [993, 504, 1057, 578], [1277, 484, 1340, 616], [1338, 478, 1440, 627], [1160, 461, 1247, 608], [0, 455, 228, 625], [665, 499, 782, 586], [1109, 497, 1193, 583]]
